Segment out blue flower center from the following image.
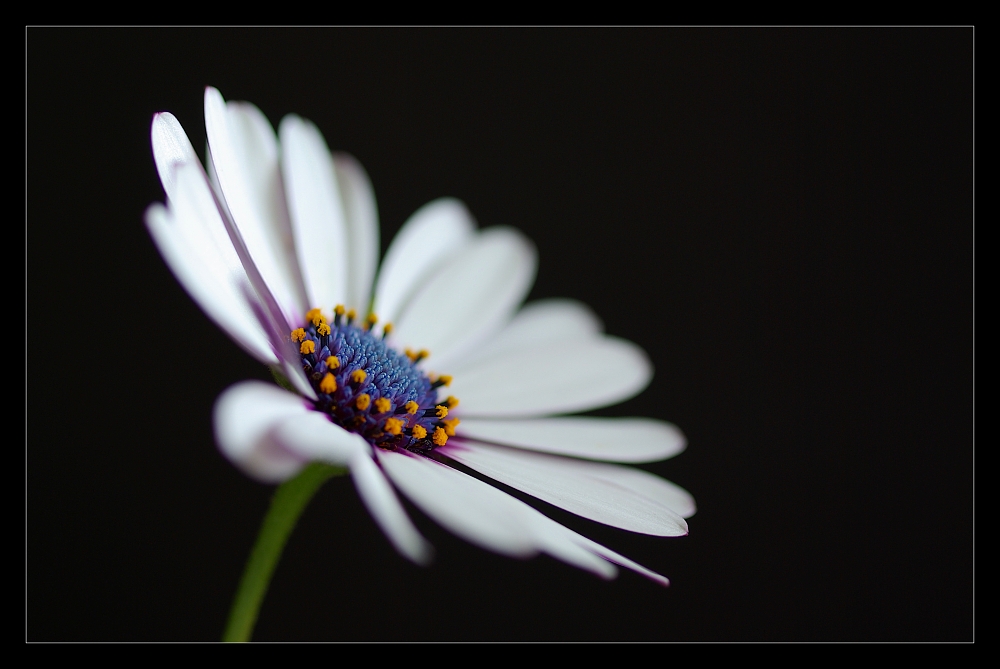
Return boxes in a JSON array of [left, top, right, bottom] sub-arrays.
[[294, 312, 458, 454]]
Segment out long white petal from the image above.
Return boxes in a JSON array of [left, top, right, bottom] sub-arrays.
[[147, 122, 276, 364], [456, 416, 686, 463], [203, 88, 307, 325], [444, 441, 692, 533], [452, 298, 604, 370], [333, 153, 380, 315], [349, 454, 434, 565], [278, 113, 349, 318], [379, 451, 668, 583], [448, 335, 652, 417], [376, 450, 537, 558], [213, 381, 313, 483], [371, 198, 475, 328], [392, 227, 537, 369]]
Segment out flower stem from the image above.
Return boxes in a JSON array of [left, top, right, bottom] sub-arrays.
[[222, 462, 347, 642]]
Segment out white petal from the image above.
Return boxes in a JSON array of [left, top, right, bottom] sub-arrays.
[[376, 450, 537, 558], [278, 113, 349, 317], [392, 227, 537, 369], [213, 381, 313, 483], [456, 416, 686, 463], [371, 198, 475, 328], [146, 135, 276, 364], [379, 451, 668, 583], [349, 454, 433, 565], [203, 88, 307, 325], [270, 410, 368, 465], [448, 335, 652, 417], [452, 298, 604, 370], [333, 153, 380, 315], [444, 441, 692, 533]]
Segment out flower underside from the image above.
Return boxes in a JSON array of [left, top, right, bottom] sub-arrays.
[[293, 307, 459, 455]]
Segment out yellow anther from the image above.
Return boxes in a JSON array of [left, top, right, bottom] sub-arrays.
[[442, 417, 461, 437], [374, 397, 391, 414], [444, 396, 460, 409], [325, 356, 340, 370], [299, 340, 315, 354], [438, 375, 453, 387], [356, 393, 371, 410], [346, 308, 357, 323], [382, 322, 394, 336], [404, 401, 419, 415], [432, 427, 448, 446], [306, 308, 324, 326], [334, 304, 346, 316], [319, 373, 337, 394], [435, 405, 449, 419], [412, 425, 427, 439], [384, 418, 403, 436], [418, 349, 429, 361], [317, 322, 331, 336], [365, 313, 378, 330], [290, 328, 306, 343], [351, 369, 367, 383]]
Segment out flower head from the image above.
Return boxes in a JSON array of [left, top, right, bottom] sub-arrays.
[[146, 87, 694, 584]]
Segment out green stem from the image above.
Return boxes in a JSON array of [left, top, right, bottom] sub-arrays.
[[222, 463, 347, 642]]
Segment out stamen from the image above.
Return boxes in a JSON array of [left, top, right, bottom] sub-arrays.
[[291, 328, 306, 342], [443, 396, 460, 408], [431, 374, 453, 389], [374, 397, 391, 414], [424, 405, 449, 418], [384, 418, 403, 436], [306, 308, 324, 326], [364, 313, 378, 331], [319, 373, 337, 394], [411, 425, 428, 439], [346, 308, 356, 325], [356, 393, 371, 410], [334, 304, 345, 326], [317, 322, 331, 336], [351, 369, 367, 384], [404, 401, 419, 415], [441, 417, 461, 437], [382, 322, 393, 339], [432, 427, 448, 446], [325, 355, 340, 370], [299, 340, 315, 354]]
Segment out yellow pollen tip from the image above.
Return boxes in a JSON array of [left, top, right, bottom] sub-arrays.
[[383, 322, 394, 335], [405, 348, 417, 361], [374, 397, 391, 414], [290, 328, 306, 342], [356, 393, 371, 410], [305, 308, 325, 325], [299, 340, 315, 354], [325, 356, 340, 369], [334, 304, 346, 316], [432, 427, 448, 446], [412, 425, 427, 439], [385, 418, 403, 436], [404, 401, 419, 415], [317, 322, 331, 336], [346, 308, 357, 321], [319, 373, 337, 394], [445, 396, 460, 408], [351, 369, 367, 383], [419, 349, 430, 360], [442, 417, 461, 437], [439, 375, 453, 387], [435, 405, 449, 419], [365, 313, 378, 326]]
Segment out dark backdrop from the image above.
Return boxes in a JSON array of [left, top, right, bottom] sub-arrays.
[[27, 28, 973, 641]]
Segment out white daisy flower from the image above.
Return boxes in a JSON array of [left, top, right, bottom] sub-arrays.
[[146, 86, 695, 589]]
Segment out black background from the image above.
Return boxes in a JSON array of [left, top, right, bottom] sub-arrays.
[[27, 28, 973, 641]]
